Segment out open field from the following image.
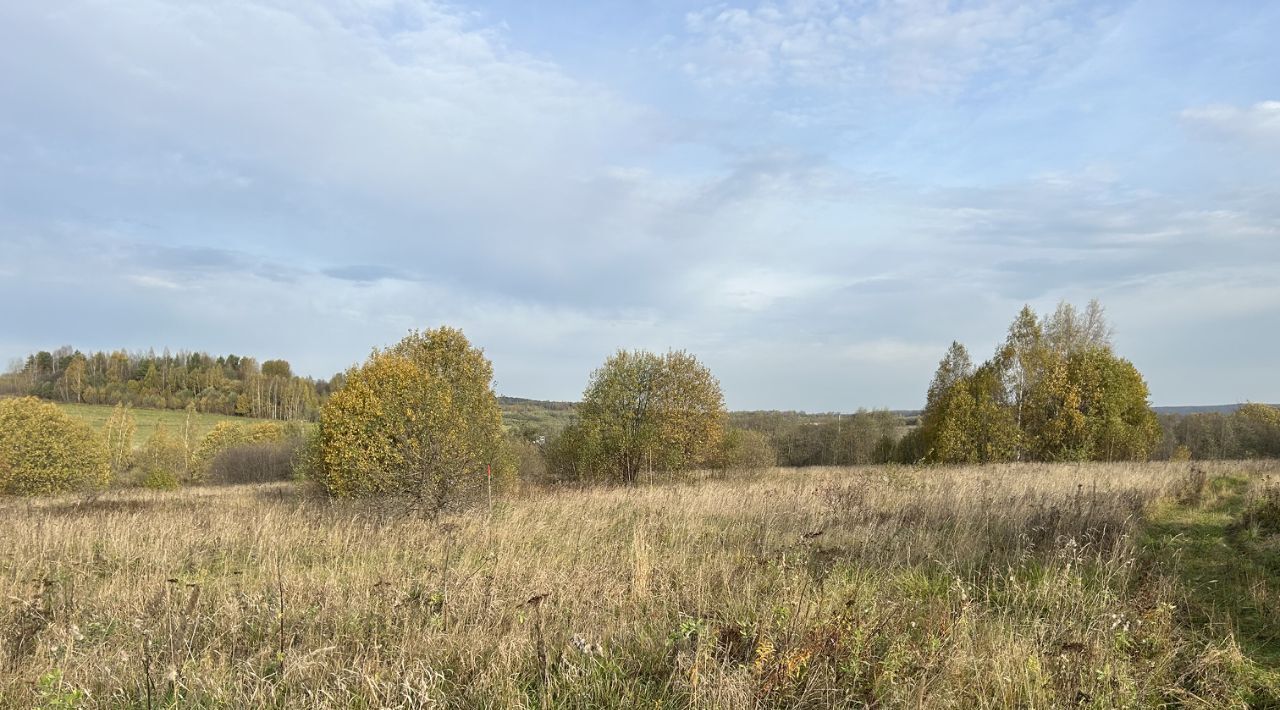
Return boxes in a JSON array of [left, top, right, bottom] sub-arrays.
[[55, 403, 270, 448], [495, 398, 577, 440], [54, 401, 574, 448], [4, 461, 1280, 708]]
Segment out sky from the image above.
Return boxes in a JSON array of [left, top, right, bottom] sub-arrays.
[[1, 0, 1277, 411]]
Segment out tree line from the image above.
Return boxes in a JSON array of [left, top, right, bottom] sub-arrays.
[[0, 347, 332, 420], [727, 410, 906, 467], [5, 301, 1279, 504], [1155, 404, 1280, 460]]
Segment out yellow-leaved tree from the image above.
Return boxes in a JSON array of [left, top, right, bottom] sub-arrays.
[[313, 327, 512, 510], [918, 300, 1158, 464], [0, 397, 110, 495]]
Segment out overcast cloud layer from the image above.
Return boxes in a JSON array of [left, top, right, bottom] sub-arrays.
[[1, 0, 1277, 410]]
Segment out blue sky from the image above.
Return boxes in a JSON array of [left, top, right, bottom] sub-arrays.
[[1, 0, 1277, 410]]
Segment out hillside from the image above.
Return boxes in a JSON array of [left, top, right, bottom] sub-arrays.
[[1153, 403, 1280, 415], [497, 396, 577, 438]]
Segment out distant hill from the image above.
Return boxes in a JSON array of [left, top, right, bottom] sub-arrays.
[[497, 396, 576, 410], [1152, 404, 1279, 416], [495, 398, 1278, 434], [496, 396, 578, 439]]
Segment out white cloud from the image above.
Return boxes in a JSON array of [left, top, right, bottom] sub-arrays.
[[127, 274, 184, 290], [3, 1, 1279, 408], [679, 0, 1116, 94], [0, 0, 653, 258], [705, 267, 841, 311], [840, 338, 940, 365], [1181, 101, 1280, 146]]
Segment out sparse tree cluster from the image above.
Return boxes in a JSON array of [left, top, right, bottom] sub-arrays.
[[191, 420, 297, 482], [731, 409, 905, 467], [63, 403, 302, 490], [917, 301, 1161, 464], [714, 428, 778, 470]]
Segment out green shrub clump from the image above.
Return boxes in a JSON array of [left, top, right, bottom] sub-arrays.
[[0, 397, 110, 495], [714, 428, 778, 470], [1238, 481, 1280, 536], [190, 420, 296, 482], [135, 426, 186, 490]]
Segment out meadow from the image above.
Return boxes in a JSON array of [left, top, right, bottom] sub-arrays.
[[55, 401, 571, 448], [4, 461, 1280, 708], [56, 404, 267, 449]]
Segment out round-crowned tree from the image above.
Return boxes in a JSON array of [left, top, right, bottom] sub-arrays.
[[0, 397, 110, 495], [313, 327, 511, 509], [556, 349, 726, 484]]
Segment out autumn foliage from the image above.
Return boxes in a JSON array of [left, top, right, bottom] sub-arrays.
[[0, 397, 110, 495], [312, 327, 511, 508], [919, 301, 1161, 464], [550, 349, 728, 483]]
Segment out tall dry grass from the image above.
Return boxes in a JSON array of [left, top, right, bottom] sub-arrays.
[[2, 461, 1276, 708]]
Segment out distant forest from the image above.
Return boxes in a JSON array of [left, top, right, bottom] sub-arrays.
[[0, 347, 333, 420]]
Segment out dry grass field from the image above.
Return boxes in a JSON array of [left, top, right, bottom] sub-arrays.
[[4, 461, 1280, 708]]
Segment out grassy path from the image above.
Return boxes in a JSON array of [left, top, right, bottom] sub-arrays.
[[1142, 471, 1280, 699]]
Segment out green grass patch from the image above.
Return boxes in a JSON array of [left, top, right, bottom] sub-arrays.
[[61, 400, 572, 448], [57, 402, 268, 447], [1142, 470, 1280, 700]]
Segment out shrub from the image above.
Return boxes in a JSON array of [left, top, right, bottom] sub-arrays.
[[314, 327, 512, 511], [545, 423, 604, 483], [142, 467, 180, 491], [207, 441, 300, 485], [190, 420, 291, 481], [135, 426, 186, 490], [1173, 466, 1208, 507], [1237, 480, 1280, 536], [715, 428, 777, 470], [0, 397, 110, 495], [506, 434, 549, 485]]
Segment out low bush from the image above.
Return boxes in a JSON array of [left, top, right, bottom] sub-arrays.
[[506, 434, 550, 485], [0, 397, 110, 495], [1173, 465, 1208, 507], [191, 420, 298, 481], [207, 440, 300, 485], [134, 426, 187, 490], [1237, 479, 1280, 535], [715, 428, 777, 470]]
